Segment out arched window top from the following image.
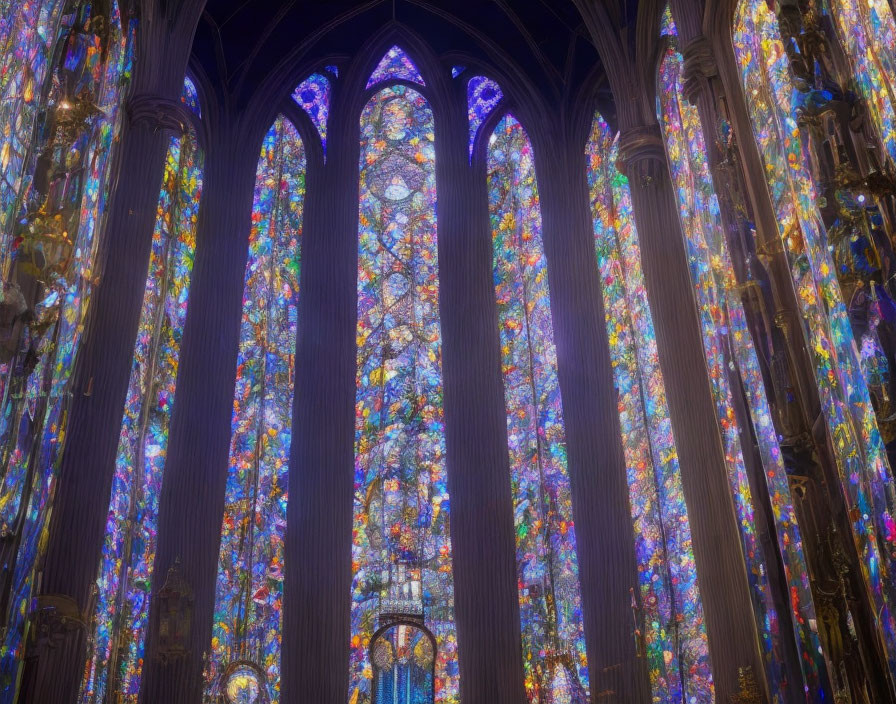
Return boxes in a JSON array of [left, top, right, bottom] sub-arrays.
[[366, 45, 425, 88], [467, 75, 503, 158], [181, 75, 201, 118], [660, 4, 676, 36], [293, 72, 332, 151], [370, 623, 436, 703]]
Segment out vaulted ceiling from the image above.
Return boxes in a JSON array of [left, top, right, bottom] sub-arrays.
[[192, 0, 642, 109]]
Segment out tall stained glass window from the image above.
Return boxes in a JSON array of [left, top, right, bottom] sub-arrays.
[[0, 0, 65, 266], [351, 79, 457, 703], [587, 114, 711, 703], [0, 2, 135, 696], [487, 114, 589, 703], [80, 77, 204, 704], [828, 0, 896, 163], [205, 115, 306, 704], [658, 8, 827, 699], [734, 0, 896, 676]]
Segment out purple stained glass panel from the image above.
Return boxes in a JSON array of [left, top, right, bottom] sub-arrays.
[[467, 75, 503, 158], [366, 45, 425, 88]]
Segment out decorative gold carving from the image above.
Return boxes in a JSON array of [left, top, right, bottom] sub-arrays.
[[27, 594, 86, 655], [153, 558, 193, 664], [728, 666, 762, 704]]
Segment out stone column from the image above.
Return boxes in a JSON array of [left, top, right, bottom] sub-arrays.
[[534, 126, 650, 702], [279, 86, 359, 703], [702, 26, 896, 700], [435, 86, 528, 704], [676, 33, 809, 700], [138, 115, 260, 704], [617, 124, 769, 703], [18, 94, 191, 704]]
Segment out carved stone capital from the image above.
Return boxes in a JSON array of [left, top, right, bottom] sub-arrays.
[[680, 35, 717, 102], [127, 93, 192, 134], [616, 125, 667, 187], [27, 594, 86, 655]]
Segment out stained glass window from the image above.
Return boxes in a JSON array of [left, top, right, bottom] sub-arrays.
[[0, 2, 135, 695], [487, 114, 589, 704], [206, 115, 306, 704], [293, 72, 332, 152], [587, 113, 711, 704], [467, 76, 503, 158], [658, 8, 827, 697], [0, 0, 66, 268], [366, 46, 425, 89], [181, 75, 201, 117], [828, 0, 896, 163], [351, 82, 457, 704], [371, 624, 436, 704], [80, 77, 204, 704], [734, 0, 896, 675]]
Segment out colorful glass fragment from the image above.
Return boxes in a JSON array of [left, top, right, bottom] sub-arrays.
[[588, 113, 712, 704], [81, 79, 203, 704], [467, 75, 503, 159], [293, 72, 331, 152], [735, 0, 896, 676], [351, 84, 457, 704], [488, 114, 589, 704], [181, 75, 201, 117], [206, 116, 306, 704], [366, 46, 425, 89]]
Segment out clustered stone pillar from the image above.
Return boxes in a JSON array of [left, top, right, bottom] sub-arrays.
[[434, 85, 528, 704], [677, 30, 809, 699], [686, 17, 895, 698], [280, 82, 360, 702], [534, 124, 650, 702], [138, 115, 261, 704], [617, 124, 769, 703], [18, 95, 190, 704]]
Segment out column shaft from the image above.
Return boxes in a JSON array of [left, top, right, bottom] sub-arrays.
[[280, 114, 358, 704], [437, 96, 528, 704], [139, 120, 259, 704], [618, 127, 768, 702], [536, 133, 650, 702], [19, 110, 177, 704]]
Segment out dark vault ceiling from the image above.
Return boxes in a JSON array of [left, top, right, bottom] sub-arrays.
[[192, 0, 640, 109]]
